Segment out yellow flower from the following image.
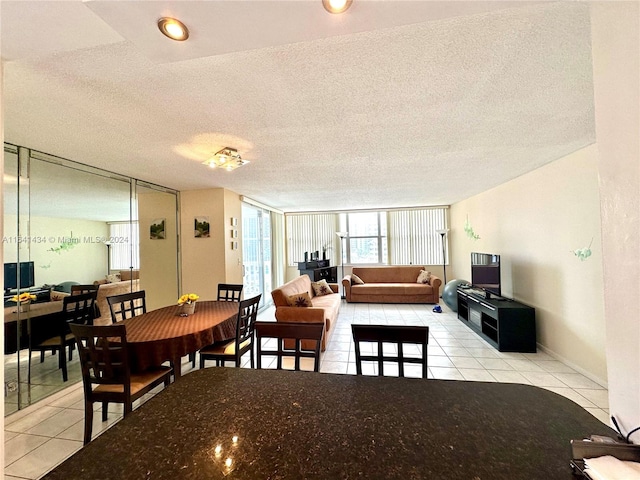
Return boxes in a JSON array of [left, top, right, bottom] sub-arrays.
[[177, 293, 199, 305], [12, 293, 36, 304]]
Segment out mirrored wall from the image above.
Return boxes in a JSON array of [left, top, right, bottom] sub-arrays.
[[3, 144, 180, 415]]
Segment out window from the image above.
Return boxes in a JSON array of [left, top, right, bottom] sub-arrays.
[[388, 208, 447, 265], [341, 212, 387, 264], [286, 207, 447, 267], [286, 213, 338, 266], [109, 222, 139, 270]]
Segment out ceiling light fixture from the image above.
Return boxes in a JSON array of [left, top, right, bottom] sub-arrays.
[[157, 17, 189, 41], [203, 147, 249, 171], [322, 0, 353, 14]]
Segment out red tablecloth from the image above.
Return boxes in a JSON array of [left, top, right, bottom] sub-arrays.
[[124, 301, 238, 376]]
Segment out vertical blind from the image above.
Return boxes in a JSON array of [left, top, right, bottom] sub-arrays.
[[286, 207, 447, 266], [270, 211, 285, 290], [388, 208, 447, 265], [286, 213, 338, 266], [109, 222, 140, 270]]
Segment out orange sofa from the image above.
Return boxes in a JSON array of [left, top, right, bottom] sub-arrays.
[[342, 266, 441, 304], [271, 274, 340, 351]]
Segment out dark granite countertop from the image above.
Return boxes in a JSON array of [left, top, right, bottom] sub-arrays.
[[42, 368, 613, 479]]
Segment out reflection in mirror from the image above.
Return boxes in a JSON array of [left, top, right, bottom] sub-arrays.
[[4, 146, 133, 414]]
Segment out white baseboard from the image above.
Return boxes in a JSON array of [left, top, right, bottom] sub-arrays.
[[537, 343, 608, 389]]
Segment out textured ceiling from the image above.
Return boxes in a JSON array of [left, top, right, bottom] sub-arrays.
[[1, 1, 595, 214]]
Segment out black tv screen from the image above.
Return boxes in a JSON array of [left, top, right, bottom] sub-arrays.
[[4, 261, 35, 291], [471, 253, 501, 297]]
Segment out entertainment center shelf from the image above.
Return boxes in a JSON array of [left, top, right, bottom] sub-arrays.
[[297, 260, 337, 283], [457, 288, 536, 353]]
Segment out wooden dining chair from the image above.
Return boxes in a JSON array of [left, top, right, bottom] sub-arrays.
[[29, 291, 97, 382], [351, 324, 430, 378], [107, 290, 146, 323], [71, 284, 101, 318], [70, 323, 172, 445], [217, 283, 243, 302], [188, 283, 244, 368], [199, 294, 261, 369], [255, 321, 324, 372]]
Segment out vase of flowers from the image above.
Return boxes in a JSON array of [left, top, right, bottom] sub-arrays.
[[177, 293, 199, 316], [12, 292, 36, 313]]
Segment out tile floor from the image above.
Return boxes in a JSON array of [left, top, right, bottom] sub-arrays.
[[4, 301, 609, 479]]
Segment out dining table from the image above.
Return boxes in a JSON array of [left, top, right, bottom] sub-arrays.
[[41, 367, 616, 479], [123, 300, 239, 378]]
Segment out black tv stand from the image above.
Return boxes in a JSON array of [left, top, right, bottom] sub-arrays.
[[457, 288, 536, 352]]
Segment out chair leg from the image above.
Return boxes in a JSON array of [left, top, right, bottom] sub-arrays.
[[61, 349, 68, 382], [102, 401, 108, 422], [189, 352, 196, 368], [68, 343, 74, 361], [40, 350, 45, 363], [200, 355, 205, 369], [84, 400, 93, 445], [124, 402, 133, 417]]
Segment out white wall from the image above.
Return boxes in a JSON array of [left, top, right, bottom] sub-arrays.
[[450, 145, 607, 384], [591, 1, 640, 440], [3, 214, 108, 285]]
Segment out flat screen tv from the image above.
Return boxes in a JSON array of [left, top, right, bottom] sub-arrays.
[[4, 261, 35, 292], [471, 253, 501, 298]]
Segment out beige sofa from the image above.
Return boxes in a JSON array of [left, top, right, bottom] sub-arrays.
[[93, 279, 140, 325], [51, 270, 141, 326], [271, 274, 341, 351], [343, 266, 441, 304]]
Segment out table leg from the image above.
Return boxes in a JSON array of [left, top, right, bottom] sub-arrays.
[[171, 355, 182, 380]]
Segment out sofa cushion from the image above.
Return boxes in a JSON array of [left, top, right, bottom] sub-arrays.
[[271, 275, 313, 307], [50, 290, 70, 301], [353, 266, 425, 284], [119, 269, 140, 281], [417, 270, 431, 284], [351, 273, 365, 285], [106, 273, 121, 283], [311, 279, 333, 297], [286, 292, 312, 307], [352, 283, 433, 296]]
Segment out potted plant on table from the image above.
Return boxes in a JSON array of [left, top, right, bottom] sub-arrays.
[[12, 292, 37, 313], [177, 293, 199, 316]]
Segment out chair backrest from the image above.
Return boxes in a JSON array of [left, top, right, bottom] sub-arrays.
[[70, 323, 131, 398], [235, 294, 261, 346], [107, 290, 147, 323], [218, 283, 243, 302], [351, 324, 429, 378], [71, 284, 101, 317], [255, 321, 324, 372], [70, 284, 100, 295], [63, 291, 98, 327]]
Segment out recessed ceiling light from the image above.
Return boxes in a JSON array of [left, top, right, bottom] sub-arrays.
[[322, 0, 353, 14], [157, 17, 189, 41]]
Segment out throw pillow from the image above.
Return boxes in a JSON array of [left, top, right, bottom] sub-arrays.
[[351, 273, 365, 285], [311, 279, 333, 296], [286, 292, 312, 307], [106, 273, 121, 284], [417, 270, 431, 284], [50, 291, 69, 302]]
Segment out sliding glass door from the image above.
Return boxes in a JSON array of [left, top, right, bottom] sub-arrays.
[[241, 203, 272, 308]]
